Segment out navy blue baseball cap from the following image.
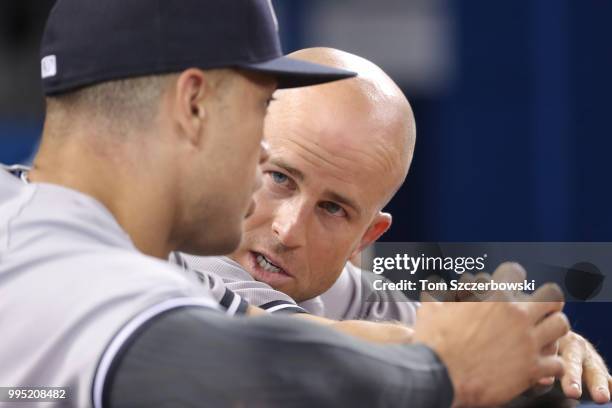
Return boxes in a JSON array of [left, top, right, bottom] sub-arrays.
[[40, 0, 356, 95]]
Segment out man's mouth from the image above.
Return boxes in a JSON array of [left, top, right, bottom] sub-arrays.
[[256, 252, 283, 274], [248, 250, 292, 285]]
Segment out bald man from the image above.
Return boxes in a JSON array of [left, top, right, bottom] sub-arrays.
[[175, 47, 418, 322], [175, 47, 612, 404]]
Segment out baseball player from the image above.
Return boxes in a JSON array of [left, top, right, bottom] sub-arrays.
[[174, 47, 419, 321], [176, 47, 612, 403], [0, 1, 574, 407]]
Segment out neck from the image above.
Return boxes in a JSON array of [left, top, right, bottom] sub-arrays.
[[30, 123, 178, 259]]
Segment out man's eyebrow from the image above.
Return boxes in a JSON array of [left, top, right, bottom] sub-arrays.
[[269, 158, 361, 215], [269, 159, 305, 181], [323, 190, 362, 216]]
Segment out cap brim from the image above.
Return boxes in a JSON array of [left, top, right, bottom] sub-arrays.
[[239, 56, 357, 89]]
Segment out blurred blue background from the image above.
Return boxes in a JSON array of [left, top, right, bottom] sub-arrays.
[[1, 1, 610, 360]]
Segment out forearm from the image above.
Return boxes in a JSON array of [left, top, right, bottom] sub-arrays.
[[247, 304, 267, 316], [329, 319, 415, 344], [105, 308, 452, 408], [247, 305, 418, 345]]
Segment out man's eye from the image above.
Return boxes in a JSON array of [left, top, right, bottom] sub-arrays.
[[271, 171, 288, 184], [320, 202, 346, 217]]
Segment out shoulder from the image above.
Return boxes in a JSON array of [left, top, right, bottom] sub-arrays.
[[317, 262, 419, 324], [174, 253, 307, 315], [45, 248, 217, 307], [173, 253, 254, 282], [0, 166, 25, 203]]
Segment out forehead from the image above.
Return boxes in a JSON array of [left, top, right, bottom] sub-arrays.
[[266, 79, 405, 164], [264, 96, 398, 212]]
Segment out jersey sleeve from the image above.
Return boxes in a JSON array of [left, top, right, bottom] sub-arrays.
[[172, 253, 308, 315], [169, 252, 249, 315], [100, 306, 454, 408], [224, 282, 308, 314]]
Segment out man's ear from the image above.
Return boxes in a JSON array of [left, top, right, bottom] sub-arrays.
[[351, 211, 392, 258], [173, 68, 209, 147]]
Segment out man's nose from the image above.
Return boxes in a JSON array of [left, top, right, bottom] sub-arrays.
[[272, 201, 306, 249]]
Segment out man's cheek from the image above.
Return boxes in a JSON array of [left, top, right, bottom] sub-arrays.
[[242, 214, 260, 233], [245, 194, 277, 231]]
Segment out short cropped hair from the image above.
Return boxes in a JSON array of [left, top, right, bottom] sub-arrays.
[[45, 74, 175, 133], [44, 69, 237, 138]]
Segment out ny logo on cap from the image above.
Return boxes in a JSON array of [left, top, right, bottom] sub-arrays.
[[41, 55, 57, 79]]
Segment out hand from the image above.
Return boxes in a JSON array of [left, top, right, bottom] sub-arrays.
[[420, 262, 528, 303], [414, 265, 570, 407], [559, 331, 612, 403]]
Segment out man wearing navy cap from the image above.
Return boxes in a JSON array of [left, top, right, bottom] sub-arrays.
[[0, 1, 571, 407]]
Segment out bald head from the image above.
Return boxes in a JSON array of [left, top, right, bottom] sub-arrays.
[[234, 48, 416, 300], [269, 47, 416, 206]]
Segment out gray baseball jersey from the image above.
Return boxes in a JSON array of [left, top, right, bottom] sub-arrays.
[[0, 167, 456, 407], [174, 253, 418, 325], [0, 167, 231, 407]]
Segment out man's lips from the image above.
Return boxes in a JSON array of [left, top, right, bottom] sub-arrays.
[[247, 250, 293, 285], [250, 250, 291, 275]]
